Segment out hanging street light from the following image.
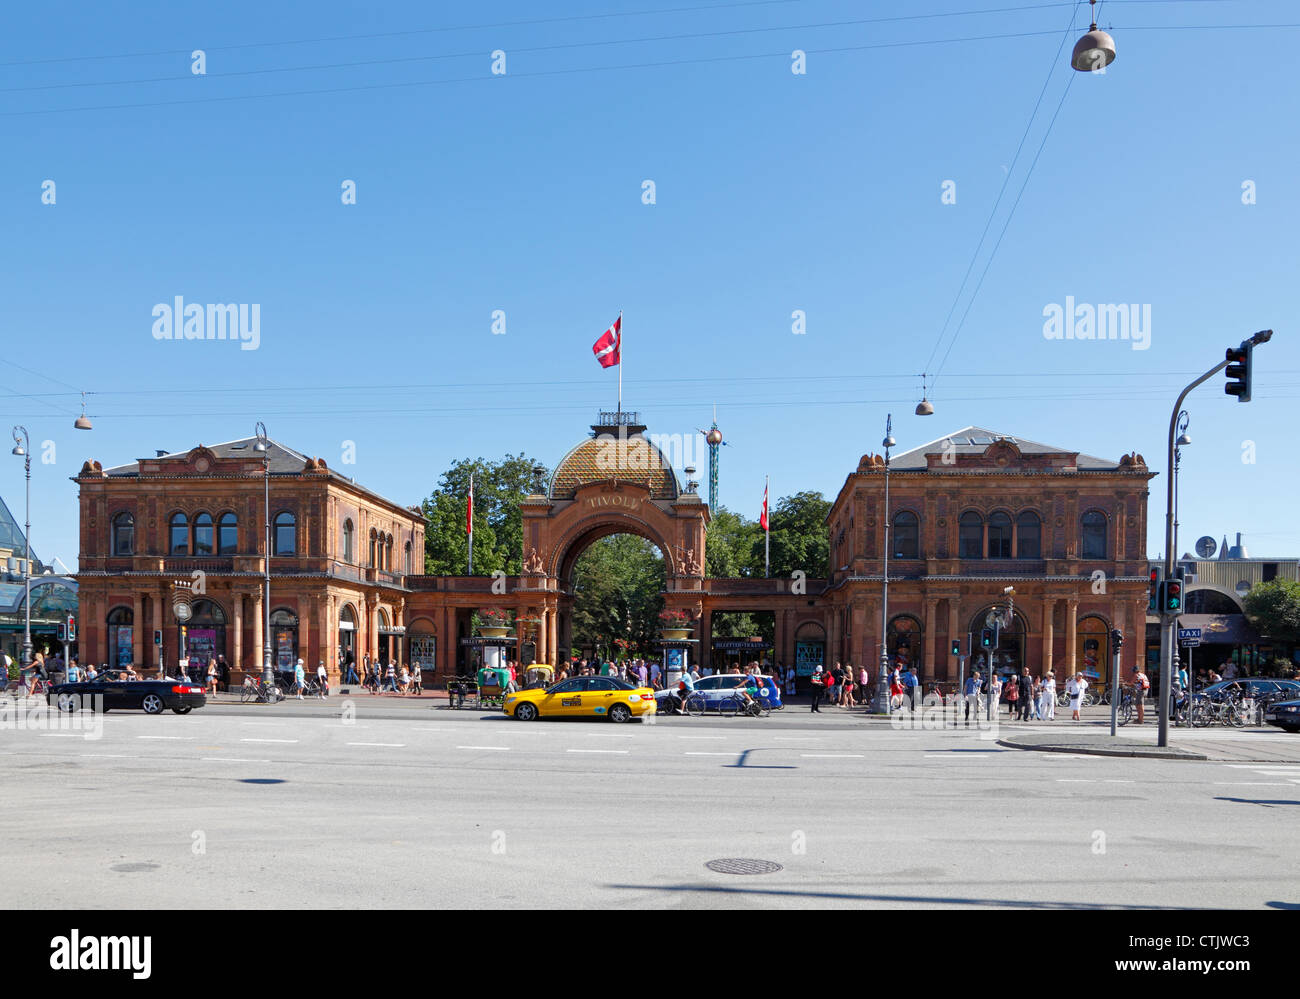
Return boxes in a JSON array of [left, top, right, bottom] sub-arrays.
[[1072, 0, 1116, 72]]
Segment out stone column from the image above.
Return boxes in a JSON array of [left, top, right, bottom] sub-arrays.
[[548, 602, 558, 667], [132, 592, 144, 672], [250, 590, 263, 673], [923, 596, 938, 681], [946, 599, 961, 678], [1065, 596, 1079, 675], [700, 607, 712, 670], [151, 587, 164, 674], [318, 595, 332, 681], [1041, 598, 1054, 676], [232, 593, 243, 675], [773, 607, 786, 667]]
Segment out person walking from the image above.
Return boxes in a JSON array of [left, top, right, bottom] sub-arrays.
[[963, 671, 982, 725], [809, 667, 825, 712], [1003, 670, 1019, 717], [858, 665, 869, 706], [987, 671, 1002, 721], [385, 660, 397, 693], [1017, 668, 1034, 721], [1040, 671, 1056, 721], [207, 658, 219, 696], [294, 658, 306, 700], [317, 661, 329, 699], [1132, 665, 1150, 724], [344, 657, 359, 685], [1066, 673, 1083, 721], [906, 667, 920, 711]]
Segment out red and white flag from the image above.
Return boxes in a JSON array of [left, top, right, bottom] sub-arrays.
[[466, 473, 474, 536], [592, 315, 621, 368], [759, 482, 769, 532]]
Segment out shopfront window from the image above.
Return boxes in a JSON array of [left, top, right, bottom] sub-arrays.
[[107, 606, 133, 668], [1077, 616, 1110, 687], [184, 599, 227, 668], [271, 608, 298, 671], [888, 615, 922, 673]]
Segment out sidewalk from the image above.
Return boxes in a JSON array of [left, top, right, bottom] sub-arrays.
[[997, 724, 1300, 764], [207, 685, 449, 705]]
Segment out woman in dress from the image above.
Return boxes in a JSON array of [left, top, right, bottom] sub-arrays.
[[207, 658, 219, 695], [1067, 673, 1083, 721]]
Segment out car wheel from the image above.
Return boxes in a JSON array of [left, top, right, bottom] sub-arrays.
[[515, 702, 538, 722], [56, 692, 79, 713], [172, 706, 192, 715], [609, 703, 632, 723], [141, 694, 165, 715]]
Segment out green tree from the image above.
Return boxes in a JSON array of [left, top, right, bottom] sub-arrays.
[[704, 507, 762, 577], [569, 535, 665, 658], [1244, 579, 1300, 642], [422, 453, 540, 575], [760, 490, 831, 579]]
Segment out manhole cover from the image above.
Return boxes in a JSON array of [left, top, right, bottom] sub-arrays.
[[705, 858, 783, 876], [111, 863, 160, 873]]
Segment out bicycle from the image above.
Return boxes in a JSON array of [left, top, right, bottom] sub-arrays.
[[718, 691, 769, 718], [240, 677, 284, 703]]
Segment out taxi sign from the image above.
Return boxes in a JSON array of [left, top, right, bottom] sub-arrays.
[[1178, 627, 1202, 648]]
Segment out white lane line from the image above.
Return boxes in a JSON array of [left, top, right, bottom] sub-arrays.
[[40, 733, 83, 738], [1103, 779, 1135, 783], [137, 735, 191, 740], [347, 742, 406, 748], [924, 753, 990, 758], [801, 753, 865, 759], [457, 745, 510, 751], [678, 735, 726, 740], [1212, 782, 1293, 786], [585, 733, 635, 738], [1223, 764, 1300, 769], [774, 737, 818, 741], [1056, 779, 1095, 783], [201, 757, 271, 763], [567, 749, 628, 754], [240, 738, 300, 744], [82, 754, 133, 758], [685, 752, 733, 757]]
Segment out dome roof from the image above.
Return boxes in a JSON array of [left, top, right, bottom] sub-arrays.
[[549, 432, 679, 500]]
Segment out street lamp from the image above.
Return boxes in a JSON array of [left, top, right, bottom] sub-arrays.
[[873, 415, 896, 714], [1170, 412, 1191, 694], [10, 427, 32, 668], [253, 423, 273, 687], [1071, 0, 1116, 71]]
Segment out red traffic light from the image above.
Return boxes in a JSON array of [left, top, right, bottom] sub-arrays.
[[1224, 343, 1252, 402]]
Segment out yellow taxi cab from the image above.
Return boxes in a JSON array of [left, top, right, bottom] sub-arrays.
[[503, 675, 657, 723]]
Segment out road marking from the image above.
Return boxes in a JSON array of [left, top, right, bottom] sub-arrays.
[[240, 738, 299, 744], [567, 749, 628, 754], [678, 735, 726, 740], [82, 753, 133, 758], [685, 752, 733, 757], [40, 733, 83, 738], [924, 753, 989, 758], [1102, 779, 1135, 783], [801, 753, 864, 759], [1056, 779, 1095, 782], [585, 733, 635, 738], [457, 745, 510, 751], [1224, 764, 1300, 769], [201, 757, 271, 763], [774, 737, 818, 741], [1212, 782, 1292, 786], [347, 742, 406, 748], [137, 735, 191, 740]]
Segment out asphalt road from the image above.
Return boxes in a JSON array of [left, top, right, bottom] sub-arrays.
[[3, 697, 1298, 909]]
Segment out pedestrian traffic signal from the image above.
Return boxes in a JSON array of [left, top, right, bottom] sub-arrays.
[[66, 614, 76, 641], [980, 628, 993, 649], [951, 640, 961, 657], [1110, 628, 1123, 650], [153, 629, 163, 646], [1224, 341, 1253, 403], [57, 624, 66, 642], [1162, 577, 1182, 614], [1147, 566, 1161, 613]]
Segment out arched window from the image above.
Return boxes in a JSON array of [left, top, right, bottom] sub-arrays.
[[111, 512, 135, 556], [218, 513, 238, 554], [169, 512, 189, 555], [1016, 511, 1041, 559], [404, 540, 412, 576], [385, 535, 394, 571], [273, 512, 296, 555], [959, 512, 983, 559], [342, 520, 354, 563], [369, 529, 378, 568], [1081, 511, 1107, 559], [988, 512, 1012, 559], [193, 512, 214, 556], [888, 615, 923, 672], [270, 608, 299, 671], [892, 511, 919, 559], [107, 606, 134, 667], [1077, 616, 1111, 686]]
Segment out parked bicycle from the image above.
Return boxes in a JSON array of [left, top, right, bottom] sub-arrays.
[[240, 676, 284, 703]]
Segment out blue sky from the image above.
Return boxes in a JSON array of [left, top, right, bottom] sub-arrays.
[[2, 0, 1297, 568]]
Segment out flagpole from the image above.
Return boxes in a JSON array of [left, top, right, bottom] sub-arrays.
[[468, 471, 474, 575], [764, 475, 770, 578], [618, 309, 623, 419]]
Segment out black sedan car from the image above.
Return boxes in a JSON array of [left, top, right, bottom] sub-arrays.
[[47, 671, 207, 715], [1263, 699, 1300, 733]]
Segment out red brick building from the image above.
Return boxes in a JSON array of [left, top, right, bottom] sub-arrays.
[[74, 438, 425, 681]]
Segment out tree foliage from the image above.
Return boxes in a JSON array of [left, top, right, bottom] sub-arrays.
[[1244, 579, 1300, 642], [421, 453, 540, 576], [569, 535, 665, 658]]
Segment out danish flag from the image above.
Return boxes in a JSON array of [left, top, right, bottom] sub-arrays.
[[592, 316, 621, 368], [759, 482, 769, 532]]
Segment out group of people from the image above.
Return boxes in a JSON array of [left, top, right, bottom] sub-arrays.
[[359, 658, 424, 696], [807, 663, 874, 712]]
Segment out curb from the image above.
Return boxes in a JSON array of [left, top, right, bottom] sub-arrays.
[[995, 738, 1209, 761]]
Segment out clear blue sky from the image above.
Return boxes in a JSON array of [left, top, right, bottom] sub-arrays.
[[2, 0, 1297, 568]]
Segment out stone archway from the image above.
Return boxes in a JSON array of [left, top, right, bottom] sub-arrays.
[[515, 418, 710, 665]]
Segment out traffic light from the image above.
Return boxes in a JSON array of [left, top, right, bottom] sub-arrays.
[[1147, 566, 1161, 613], [1162, 574, 1183, 614], [980, 628, 993, 649], [66, 615, 76, 642], [951, 640, 961, 657], [153, 629, 163, 646], [1224, 341, 1253, 402], [1110, 628, 1123, 651], [57, 624, 66, 642]]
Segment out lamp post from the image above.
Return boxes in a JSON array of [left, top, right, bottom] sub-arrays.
[[1171, 413, 1190, 701], [253, 423, 273, 687], [873, 415, 896, 714], [10, 427, 32, 668]]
